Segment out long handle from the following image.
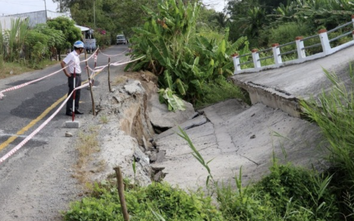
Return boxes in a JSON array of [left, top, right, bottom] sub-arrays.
[[72, 68, 76, 121]]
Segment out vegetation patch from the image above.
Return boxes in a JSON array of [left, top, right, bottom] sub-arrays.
[[63, 181, 222, 221], [73, 126, 102, 185], [126, 0, 249, 106], [0, 62, 33, 79]]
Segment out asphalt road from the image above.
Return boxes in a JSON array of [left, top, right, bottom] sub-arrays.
[[0, 45, 130, 220], [0, 45, 129, 165]]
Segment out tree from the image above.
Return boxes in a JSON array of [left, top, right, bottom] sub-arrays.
[[58, 0, 125, 44], [258, 0, 288, 13], [52, 0, 205, 43], [47, 17, 81, 59], [227, 0, 268, 45], [197, 7, 228, 32], [113, 0, 159, 37], [25, 24, 65, 65]]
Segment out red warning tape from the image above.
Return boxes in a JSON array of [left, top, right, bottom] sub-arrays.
[[94, 56, 145, 70], [0, 48, 99, 100], [98, 49, 128, 58], [0, 53, 145, 164], [0, 82, 89, 165], [0, 67, 66, 98]]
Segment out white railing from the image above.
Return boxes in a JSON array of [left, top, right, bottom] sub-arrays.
[[233, 15, 354, 74]]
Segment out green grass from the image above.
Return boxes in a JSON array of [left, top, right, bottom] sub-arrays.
[[195, 77, 250, 109], [63, 181, 223, 221], [0, 62, 33, 79], [0, 59, 58, 79]]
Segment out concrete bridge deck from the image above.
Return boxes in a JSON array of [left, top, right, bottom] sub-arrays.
[[231, 45, 354, 117]]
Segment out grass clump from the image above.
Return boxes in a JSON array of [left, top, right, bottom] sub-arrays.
[[195, 77, 250, 109], [73, 126, 101, 185], [100, 114, 109, 124], [63, 181, 223, 221], [216, 161, 338, 221]]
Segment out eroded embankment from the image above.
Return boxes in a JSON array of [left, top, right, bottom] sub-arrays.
[[83, 70, 328, 190]]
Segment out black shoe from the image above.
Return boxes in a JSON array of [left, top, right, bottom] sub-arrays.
[[75, 110, 84, 114], [66, 112, 73, 116]]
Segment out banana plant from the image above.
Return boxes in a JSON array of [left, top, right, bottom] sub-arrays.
[[126, 0, 249, 107]]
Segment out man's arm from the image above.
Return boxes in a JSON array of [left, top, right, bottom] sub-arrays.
[[60, 60, 71, 77]]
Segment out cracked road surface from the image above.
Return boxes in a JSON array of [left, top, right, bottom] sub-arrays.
[[152, 99, 327, 189]]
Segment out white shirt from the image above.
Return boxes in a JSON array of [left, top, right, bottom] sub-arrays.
[[63, 50, 81, 74]]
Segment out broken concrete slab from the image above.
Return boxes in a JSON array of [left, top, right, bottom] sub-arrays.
[[152, 101, 327, 190], [148, 93, 197, 129]]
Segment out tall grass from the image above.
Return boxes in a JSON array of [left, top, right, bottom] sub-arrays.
[[301, 66, 354, 217], [301, 67, 354, 186], [6, 18, 28, 62]]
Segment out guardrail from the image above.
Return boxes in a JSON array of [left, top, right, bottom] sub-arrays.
[[232, 15, 354, 74]]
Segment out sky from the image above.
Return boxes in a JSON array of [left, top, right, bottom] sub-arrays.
[[203, 0, 226, 12], [0, 0, 58, 16], [0, 0, 225, 16]]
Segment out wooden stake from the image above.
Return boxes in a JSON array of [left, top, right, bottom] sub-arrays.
[[85, 51, 96, 116], [114, 166, 129, 221], [108, 57, 112, 92]]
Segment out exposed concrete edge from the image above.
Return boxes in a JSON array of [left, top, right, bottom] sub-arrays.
[[231, 78, 302, 118]]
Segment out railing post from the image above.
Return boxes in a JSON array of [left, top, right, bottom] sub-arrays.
[[351, 15, 354, 40], [272, 43, 282, 65], [251, 49, 261, 69], [295, 36, 306, 59], [318, 29, 331, 55], [232, 53, 241, 74]]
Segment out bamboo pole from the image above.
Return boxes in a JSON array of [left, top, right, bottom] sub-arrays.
[[114, 166, 129, 221], [85, 51, 96, 115]]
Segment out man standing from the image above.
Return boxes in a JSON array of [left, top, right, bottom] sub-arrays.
[[61, 40, 85, 116]]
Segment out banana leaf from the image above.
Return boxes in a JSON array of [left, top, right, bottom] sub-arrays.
[[159, 88, 186, 111]]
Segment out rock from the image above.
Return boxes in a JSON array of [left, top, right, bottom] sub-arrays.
[[134, 146, 150, 165], [148, 151, 158, 163], [65, 132, 73, 137], [148, 93, 197, 129], [153, 170, 164, 182], [155, 150, 166, 163], [155, 115, 208, 139], [123, 80, 145, 95]]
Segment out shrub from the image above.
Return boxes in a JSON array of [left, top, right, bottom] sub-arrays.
[[63, 181, 223, 221], [217, 170, 281, 221], [255, 162, 338, 220], [216, 162, 338, 221], [95, 30, 111, 49], [263, 22, 312, 46]]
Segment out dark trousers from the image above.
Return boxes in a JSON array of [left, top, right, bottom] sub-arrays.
[[66, 74, 81, 113]]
